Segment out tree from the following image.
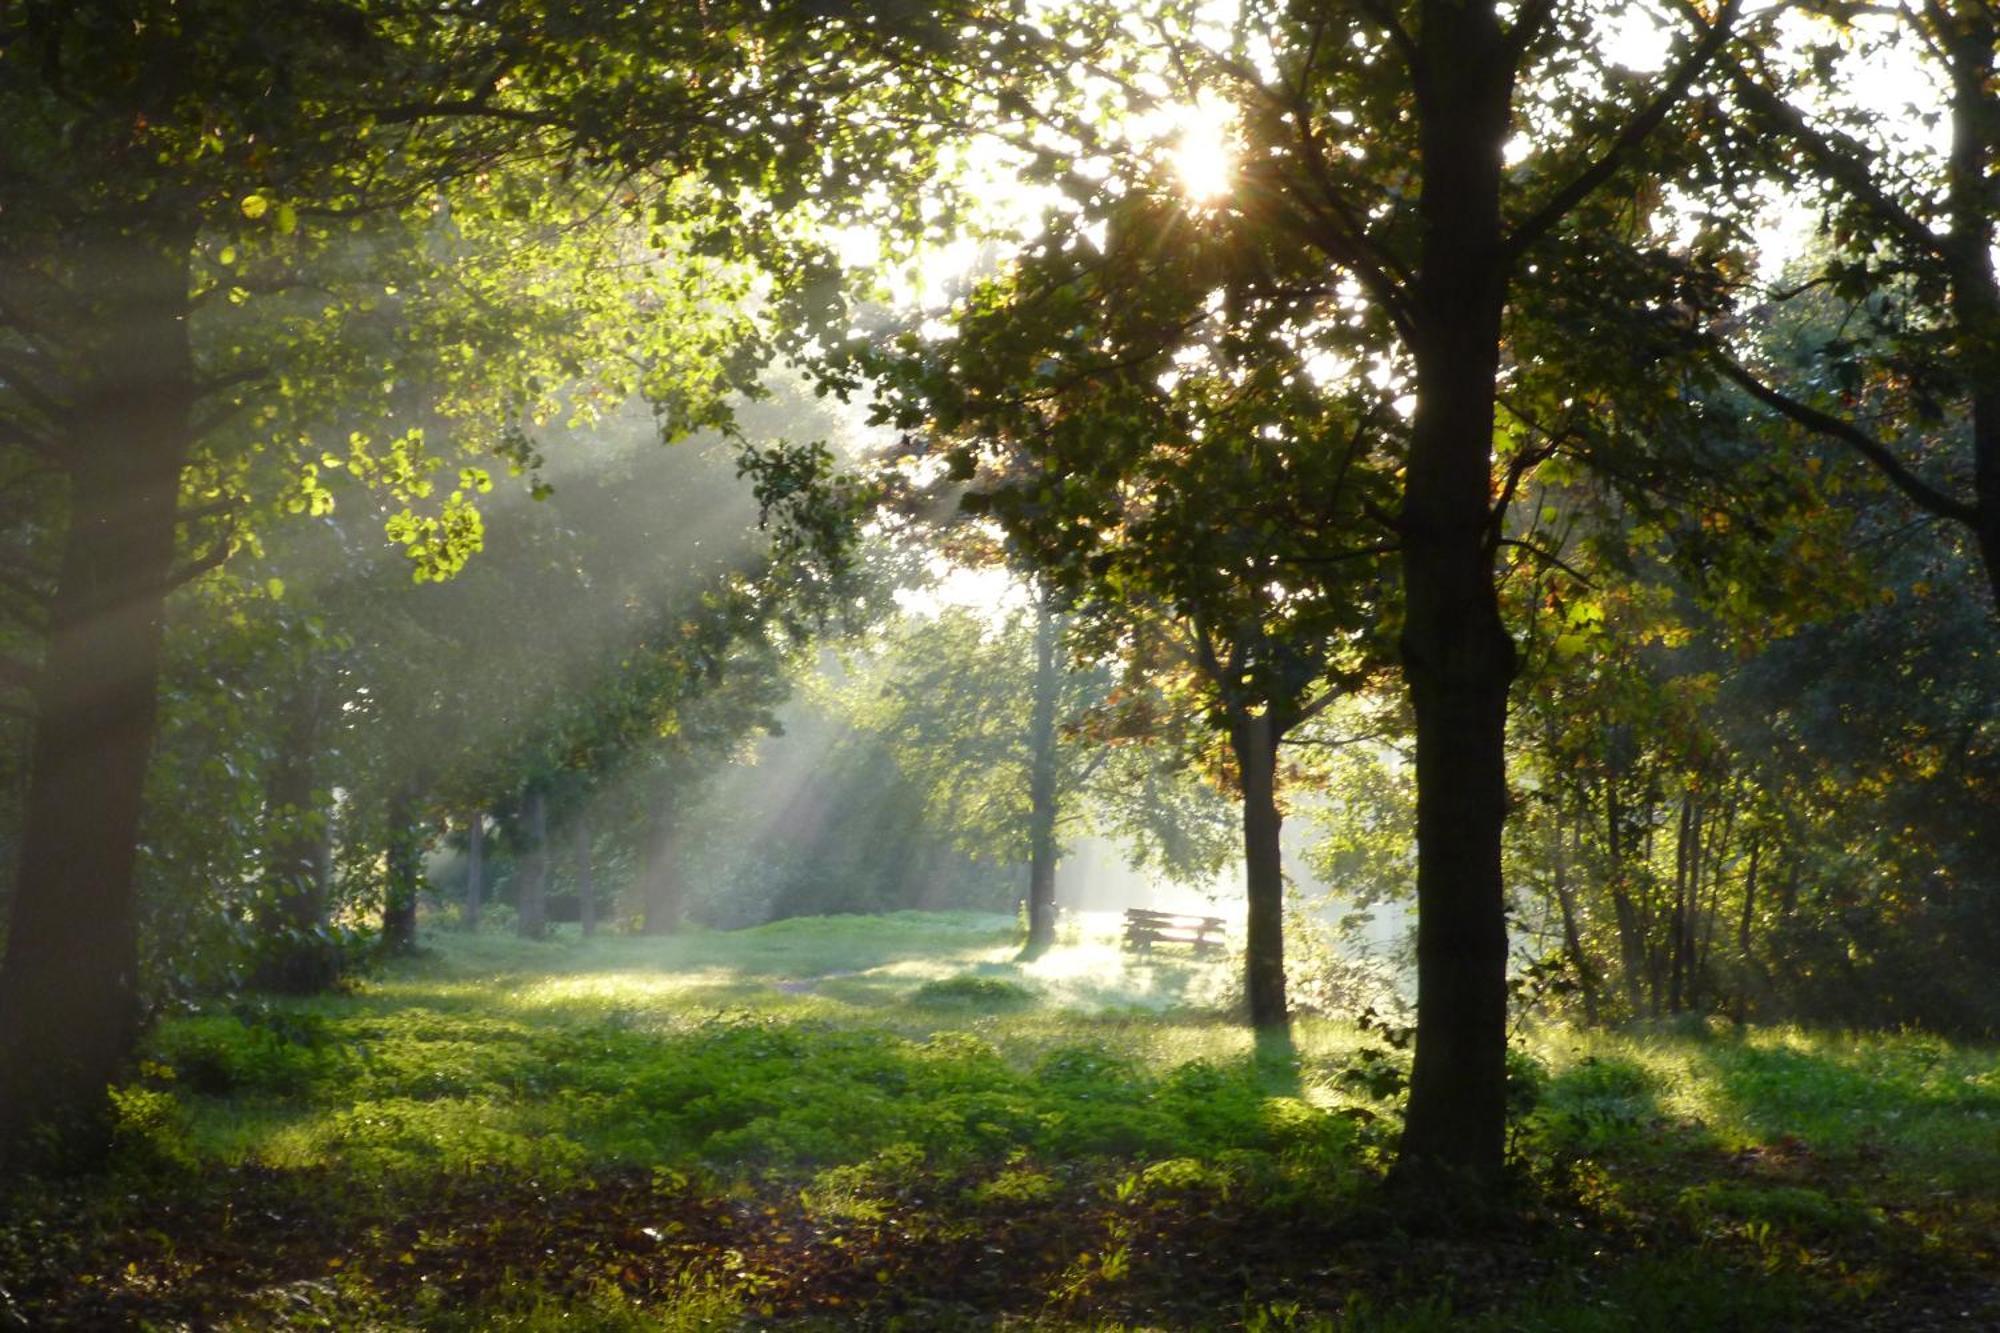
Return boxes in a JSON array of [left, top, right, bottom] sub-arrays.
[[857, 0, 1746, 1144], [868, 165, 1399, 1024], [1699, 2, 2000, 610], [830, 585, 1237, 943], [0, 0, 997, 1148]]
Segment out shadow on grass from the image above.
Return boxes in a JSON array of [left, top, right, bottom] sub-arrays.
[[1671, 1029, 2000, 1189]]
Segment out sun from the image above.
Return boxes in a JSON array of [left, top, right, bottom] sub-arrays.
[[1159, 96, 1239, 204]]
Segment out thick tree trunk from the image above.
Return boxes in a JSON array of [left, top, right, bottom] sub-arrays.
[[0, 235, 195, 1149], [1394, 2, 1519, 1189], [382, 782, 421, 953], [465, 811, 485, 931], [1232, 710, 1288, 1031], [574, 814, 596, 937], [1943, 7, 2000, 610], [640, 802, 683, 934], [517, 790, 548, 939], [253, 673, 334, 993], [1022, 595, 1061, 957]]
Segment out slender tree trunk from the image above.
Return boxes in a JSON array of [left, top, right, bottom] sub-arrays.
[[518, 790, 548, 939], [465, 811, 484, 932], [1606, 788, 1647, 1016], [1022, 595, 1061, 957], [253, 672, 332, 992], [1734, 833, 1760, 1022], [0, 234, 195, 1149], [1232, 710, 1288, 1031], [1394, 3, 1519, 1187], [1549, 805, 1599, 1025], [641, 802, 683, 935], [1694, 791, 1735, 1010], [574, 814, 596, 937], [382, 782, 421, 953], [1669, 795, 1693, 1013]]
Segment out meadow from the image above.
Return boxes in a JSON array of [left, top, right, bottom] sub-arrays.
[[4, 912, 1997, 1330]]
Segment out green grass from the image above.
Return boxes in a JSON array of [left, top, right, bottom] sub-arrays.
[[6, 912, 1999, 1329]]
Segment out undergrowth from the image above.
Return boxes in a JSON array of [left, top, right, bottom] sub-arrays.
[[3, 913, 1997, 1329]]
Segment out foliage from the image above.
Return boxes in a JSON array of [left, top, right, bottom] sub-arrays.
[[4, 920, 1998, 1327]]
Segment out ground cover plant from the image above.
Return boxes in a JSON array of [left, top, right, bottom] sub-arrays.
[[3, 913, 1996, 1330]]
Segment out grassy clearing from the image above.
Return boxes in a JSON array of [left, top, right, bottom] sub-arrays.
[[4, 912, 1998, 1329]]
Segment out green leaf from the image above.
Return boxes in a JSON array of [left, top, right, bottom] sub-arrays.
[[240, 194, 270, 220]]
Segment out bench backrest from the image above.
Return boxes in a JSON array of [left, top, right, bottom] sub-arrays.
[[1123, 908, 1226, 934]]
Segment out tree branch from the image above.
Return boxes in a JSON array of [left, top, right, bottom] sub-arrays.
[[1727, 62, 1948, 267], [1504, 0, 1741, 260], [1710, 349, 1978, 524], [163, 540, 236, 592], [1505, 0, 1560, 58], [1354, 0, 1420, 76], [1498, 536, 1595, 586]]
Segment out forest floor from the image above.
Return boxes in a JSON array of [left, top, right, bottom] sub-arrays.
[[4, 912, 1999, 1330]]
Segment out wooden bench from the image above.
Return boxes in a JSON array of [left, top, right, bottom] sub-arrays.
[[1123, 908, 1227, 958]]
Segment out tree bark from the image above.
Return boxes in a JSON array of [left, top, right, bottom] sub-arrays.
[[0, 234, 195, 1149], [1022, 594, 1061, 957], [517, 789, 548, 939], [1232, 709, 1288, 1031], [382, 782, 421, 953], [465, 811, 484, 931], [1942, 6, 2000, 609], [574, 813, 596, 937], [1393, 1, 1520, 1189]]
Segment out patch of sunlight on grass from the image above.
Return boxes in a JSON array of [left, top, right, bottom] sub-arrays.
[[1531, 1022, 2000, 1189], [495, 969, 761, 1023], [245, 1096, 590, 1179]]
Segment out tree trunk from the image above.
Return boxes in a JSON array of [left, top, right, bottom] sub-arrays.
[[1734, 833, 1760, 1022], [1606, 788, 1647, 1016], [1694, 791, 1735, 1011], [382, 782, 421, 953], [517, 790, 548, 939], [1942, 7, 2000, 610], [1549, 805, 1599, 1025], [253, 672, 333, 992], [1232, 710, 1288, 1031], [0, 234, 195, 1149], [465, 811, 485, 932], [1669, 794, 1694, 1013], [1022, 594, 1061, 957], [1394, 2, 1519, 1189], [640, 801, 683, 934], [574, 813, 596, 937]]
